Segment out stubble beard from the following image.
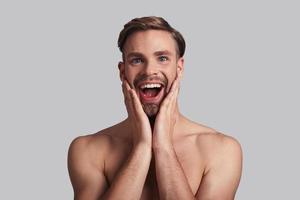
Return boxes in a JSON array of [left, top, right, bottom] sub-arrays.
[[143, 103, 160, 118], [143, 103, 159, 130]]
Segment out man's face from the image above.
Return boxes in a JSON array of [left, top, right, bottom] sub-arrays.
[[119, 30, 184, 117]]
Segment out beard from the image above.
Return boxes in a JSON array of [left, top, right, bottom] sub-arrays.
[[142, 103, 160, 117], [143, 103, 159, 129]]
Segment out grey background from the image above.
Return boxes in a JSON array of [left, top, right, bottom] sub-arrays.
[[0, 0, 299, 199]]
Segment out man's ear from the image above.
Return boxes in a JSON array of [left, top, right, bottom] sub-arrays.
[[177, 57, 184, 79], [118, 61, 125, 81]]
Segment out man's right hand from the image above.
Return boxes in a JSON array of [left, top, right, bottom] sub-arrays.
[[122, 78, 152, 147]]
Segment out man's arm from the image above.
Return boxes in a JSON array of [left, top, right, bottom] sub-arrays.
[[153, 145, 196, 200], [68, 135, 152, 200], [154, 135, 242, 200], [152, 75, 242, 199], [68, 136, 108, 200], [195, 136, 243, 200], [152, 75, 196, 199], [101, 79, 154, 199], [101, 142, 152, 200], [68, 79, 153, 200]]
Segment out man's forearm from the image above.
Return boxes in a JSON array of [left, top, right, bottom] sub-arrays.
[[102, 143, 151, 200], [154, 146, 196, 200]]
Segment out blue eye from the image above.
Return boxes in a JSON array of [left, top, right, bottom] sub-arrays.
[[131, 58, 143, 64], [159, 56, 168, 62]]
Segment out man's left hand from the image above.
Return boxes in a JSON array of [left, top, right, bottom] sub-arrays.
[[152, 74, 180, 150]]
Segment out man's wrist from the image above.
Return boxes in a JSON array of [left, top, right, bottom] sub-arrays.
[[152, 139, 174, 154], [133, 139, 152, 151]]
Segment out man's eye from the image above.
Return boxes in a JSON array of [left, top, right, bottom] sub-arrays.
[[131, 58, 143, 64], [158, 56, 168, 62]]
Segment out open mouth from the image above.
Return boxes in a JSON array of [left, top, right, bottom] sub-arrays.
[[138, 83, 165, 103]]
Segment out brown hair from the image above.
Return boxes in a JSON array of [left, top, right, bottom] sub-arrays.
[[118, 16, 186, 58]]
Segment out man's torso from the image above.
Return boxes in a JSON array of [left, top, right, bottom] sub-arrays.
[[83, 117, 226, 200]]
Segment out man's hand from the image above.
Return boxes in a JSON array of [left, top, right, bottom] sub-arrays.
[[151, 73, 197, 199], [122, 78, 152, 147], [152, 74, 180, 150]]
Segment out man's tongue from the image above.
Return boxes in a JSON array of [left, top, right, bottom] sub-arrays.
[[142, 88, 159, 98], [139, 87, 164, 104]]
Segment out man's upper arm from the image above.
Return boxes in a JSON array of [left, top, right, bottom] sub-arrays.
[[68, 136, 108, 200], [196, 135, 243, 200]]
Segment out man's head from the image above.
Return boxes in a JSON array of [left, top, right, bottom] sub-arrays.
[[118, 16, 186, 117]]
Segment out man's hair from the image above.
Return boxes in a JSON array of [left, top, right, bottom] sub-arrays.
[[118, 16, 186, 58]]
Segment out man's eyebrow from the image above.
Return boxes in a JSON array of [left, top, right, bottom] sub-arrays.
[[154, 50, 173, 56], [126, 50, 173, 59], [126, 52, 144, 58]]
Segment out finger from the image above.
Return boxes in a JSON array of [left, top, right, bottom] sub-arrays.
[[170, 82, 179, 111], [129, 87, 146, 117], [122, 80, 135, 118], [168, 76, 179, 95], [123, 80, 146, 119], [122, 80, 131, 105], [123, 80, 140, 108], [171, 76, 180, 102], [160, 77, 179, 109], [121, 81, 127, 99]]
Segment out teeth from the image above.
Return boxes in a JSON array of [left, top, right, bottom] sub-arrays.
[[140, 83, 162, 89]]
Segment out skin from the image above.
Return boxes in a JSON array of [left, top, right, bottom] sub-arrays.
[[68, 30, 243, 200]]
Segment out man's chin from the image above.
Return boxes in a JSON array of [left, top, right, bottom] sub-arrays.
[[143, 103, 160, 117]]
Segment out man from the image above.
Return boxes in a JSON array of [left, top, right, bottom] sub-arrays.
[[68, 16, 243, 200]]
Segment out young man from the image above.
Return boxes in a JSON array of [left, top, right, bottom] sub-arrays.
[[68, 16, 243, 200]]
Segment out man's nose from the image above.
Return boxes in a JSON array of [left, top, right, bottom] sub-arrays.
[[143, 60, 158, 75]]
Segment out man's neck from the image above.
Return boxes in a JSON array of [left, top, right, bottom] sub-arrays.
[[148, 105, 182, 132], [149, 116, 156, 131]]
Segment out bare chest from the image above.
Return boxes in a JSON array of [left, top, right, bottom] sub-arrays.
[[105, 142, 206, 199]]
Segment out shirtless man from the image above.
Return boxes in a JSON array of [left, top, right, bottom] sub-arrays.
[[68, 16, 243, 200]]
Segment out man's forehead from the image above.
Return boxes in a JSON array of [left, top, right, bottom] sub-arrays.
[[123, 30, 178, 56]]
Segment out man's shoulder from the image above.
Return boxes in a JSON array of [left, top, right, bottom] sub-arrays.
[[69, 131, 110, 153], [67, 131, 111, 168], [68, 120, 129, 159], [183, 119, 240, 148], [191, 125, 242, 168], [196, 128, 241, 150], [182, 120, 242, 161]]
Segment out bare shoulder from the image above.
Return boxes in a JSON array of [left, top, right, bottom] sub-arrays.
[[189, 122, 243, 199], [67, 124, 125, 199], [184, 120, 242, 158], [197, 129, 242, 156], [67, 129, 113, 180], [183, 119, 243, 170], [68, 135, 92, 166], [68, 120, 129, 171], [68, 129, 113, 166]]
